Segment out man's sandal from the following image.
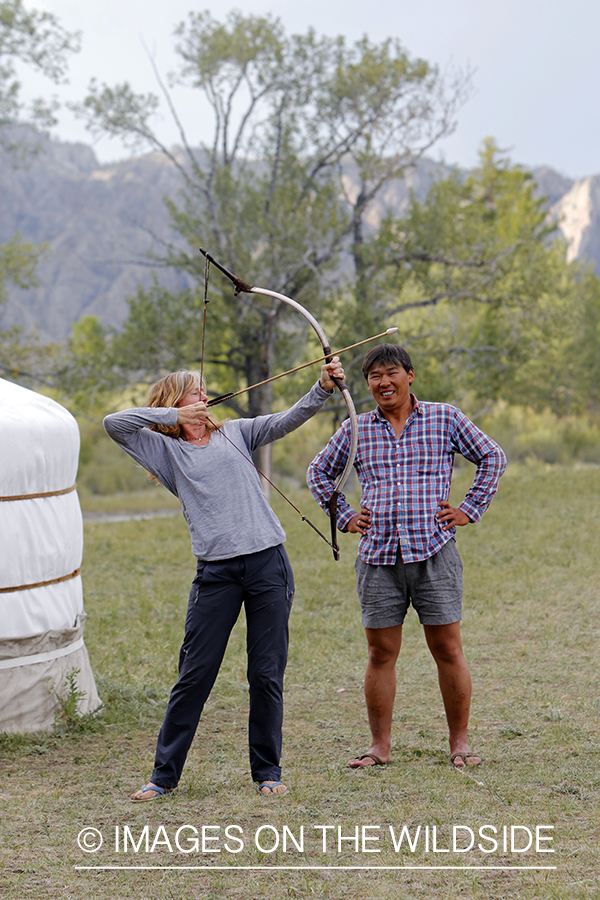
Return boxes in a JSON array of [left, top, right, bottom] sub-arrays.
[[450, 752, 482, 769], [348, 753, 389, 768]]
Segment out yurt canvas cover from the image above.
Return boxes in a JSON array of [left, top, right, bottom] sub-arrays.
[[0, 378, 100, 732]]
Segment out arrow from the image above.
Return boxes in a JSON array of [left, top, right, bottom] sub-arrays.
[[207, 328, 399, 407]]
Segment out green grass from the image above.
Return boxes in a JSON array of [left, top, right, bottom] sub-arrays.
[[0, 463, 599, 899], [78, 487, 181, 515]]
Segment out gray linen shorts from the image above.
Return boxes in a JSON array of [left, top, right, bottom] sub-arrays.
[[355, 540, 463, 628]]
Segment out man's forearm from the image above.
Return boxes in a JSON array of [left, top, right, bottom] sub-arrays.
[[460, 446, 507, 521]]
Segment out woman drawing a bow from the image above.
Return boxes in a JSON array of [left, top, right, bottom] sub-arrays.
[[104, 357, 344, 800]]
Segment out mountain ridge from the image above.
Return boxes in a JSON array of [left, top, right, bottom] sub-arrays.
[[1, 128, 597, 341]]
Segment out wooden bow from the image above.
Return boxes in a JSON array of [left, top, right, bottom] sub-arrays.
[[199, 247, 360, 560]]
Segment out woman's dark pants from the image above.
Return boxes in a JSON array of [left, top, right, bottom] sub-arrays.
[[151, 544, 294, 788]]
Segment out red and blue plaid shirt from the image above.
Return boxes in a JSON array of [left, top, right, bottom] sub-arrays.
[[307, 395, 507, 564]]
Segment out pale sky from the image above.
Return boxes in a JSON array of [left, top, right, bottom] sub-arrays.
[[18, 0, 600, 179]]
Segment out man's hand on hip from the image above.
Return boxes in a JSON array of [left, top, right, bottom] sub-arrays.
[[435, 500, 471, 530], [347, 507, 372, 535]]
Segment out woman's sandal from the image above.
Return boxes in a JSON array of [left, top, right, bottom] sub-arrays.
[[257, 780, 288, 796], [131, 783, 175, 802]]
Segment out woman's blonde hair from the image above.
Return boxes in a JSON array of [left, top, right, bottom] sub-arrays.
[[146, 370, 222, 438]]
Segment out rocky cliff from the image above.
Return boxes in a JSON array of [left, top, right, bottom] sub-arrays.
[[549, 176, 600, 270], [0, 127, 191, 340]]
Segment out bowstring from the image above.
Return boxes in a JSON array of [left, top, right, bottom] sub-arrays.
[[199, 255, 210, 388], [206, 415, 336, 553]]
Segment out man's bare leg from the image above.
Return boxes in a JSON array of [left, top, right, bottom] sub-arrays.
[[349, 624, 403, 767], [423, 622, 481, 767]]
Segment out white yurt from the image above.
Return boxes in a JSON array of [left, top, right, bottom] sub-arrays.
[[0, 378, 100, 733]]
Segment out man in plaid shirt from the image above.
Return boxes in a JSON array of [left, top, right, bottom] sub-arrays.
[[307, 344, 506, 769]]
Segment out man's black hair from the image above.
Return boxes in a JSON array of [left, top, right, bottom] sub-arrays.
[[362, 344, 414, 381]]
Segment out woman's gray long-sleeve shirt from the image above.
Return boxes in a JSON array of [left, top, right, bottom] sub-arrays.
[[103, 382, 331, 561]]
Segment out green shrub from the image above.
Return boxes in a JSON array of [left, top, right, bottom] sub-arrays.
[[479, 403, 600, 464]]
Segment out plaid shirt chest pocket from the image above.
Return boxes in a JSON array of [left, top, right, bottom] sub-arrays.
[[413, 438, 435, 474], [402, 433, 440, 476]]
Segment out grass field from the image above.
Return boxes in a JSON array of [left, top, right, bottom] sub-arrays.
[[0, 463, 599, 899]]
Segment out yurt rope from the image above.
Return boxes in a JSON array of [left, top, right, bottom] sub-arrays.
[[0, 483, 76, 501], [0, 568, 81, 594]]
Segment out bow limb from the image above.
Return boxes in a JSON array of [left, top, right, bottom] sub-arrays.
[[246, 286, 358, 562]]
